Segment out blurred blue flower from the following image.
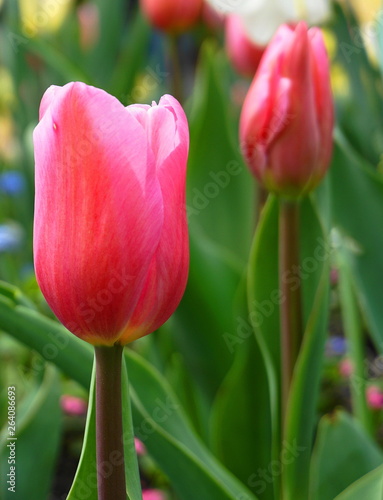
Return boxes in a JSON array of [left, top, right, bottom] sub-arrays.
[[0, 223, 24, 252], [326, 336, 348, 357], [0, 171, 26, 195]]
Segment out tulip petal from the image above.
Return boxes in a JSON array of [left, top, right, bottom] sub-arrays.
[[34, 82, 164, 345], [120, 96, 189, 343]]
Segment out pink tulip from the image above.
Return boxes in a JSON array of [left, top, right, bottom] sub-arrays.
[[366, 386, 383, 410], [34, 82, 189, 346], [225, 15, 264, 77], [140, 0, 202, 32], [134, 437, 146, 456], [61, 395, 88, 416], [142, 490, 166, 500], [338, 358, 353, 378], [240, 22, 333, 198]]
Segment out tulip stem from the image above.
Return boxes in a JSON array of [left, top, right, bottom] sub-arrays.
[[95, 344, 126, 500], [279, 199, 303, 423]]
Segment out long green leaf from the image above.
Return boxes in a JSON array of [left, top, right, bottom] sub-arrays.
[[247, 195, 281, 500], [310, 411, 383, 500], [210, 281, 273, 500]]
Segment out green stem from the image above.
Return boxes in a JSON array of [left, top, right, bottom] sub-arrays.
[[168, 34, 183, 103], [95, 344, 126, 500], [338, 255, 373, 437], [279, 199, 303, 422]]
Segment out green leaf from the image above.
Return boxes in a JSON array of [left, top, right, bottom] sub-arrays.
[[330, 130, 383, 354], [309, 411, 383, 500], [122, 356, 143, 500], [0, 286, 257, 500], [67, 357, 142, 500], [86, 0, 126, 84], [334, 464, 383, 500], [0, 365, 62, 500], [175, 226, 243, 400], [126, 349, 258, 500], [0, 293, 93, 389], [331, 3, 383, 163], [210, 280, 273, 500], [247, 195, 281, 500], [26, 36, 92, 83], [109, 11, 151, 100], [66, 361, 98, 500], [336, 242, 373, 436], [173, 40, 255, 402], [187, 40, 254, 260]]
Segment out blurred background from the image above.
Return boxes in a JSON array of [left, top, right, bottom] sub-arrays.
[[2, 0, 383, 499]]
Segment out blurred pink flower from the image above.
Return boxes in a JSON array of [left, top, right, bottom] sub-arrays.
[[225, 15, 264, 77], [61, 395, 88, 416], [339, 358, 353, 378], [142, 489, 166, 500], [77, 2, 100, 51], [330, 268, 339, 286], [135, 437, 146, 456], [366, 386, 383, 410]]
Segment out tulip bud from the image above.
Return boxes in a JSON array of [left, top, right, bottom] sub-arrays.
[[240, 22, 334, 198], [225, 15, 264, 77], [33, 82, 189, 346], [140, 0, 202, 33]]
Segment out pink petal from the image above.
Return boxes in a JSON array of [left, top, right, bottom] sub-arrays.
[[120, 96, 189, 342]]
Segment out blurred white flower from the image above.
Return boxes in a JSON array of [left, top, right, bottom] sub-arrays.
[[206, 0, 332, 44]]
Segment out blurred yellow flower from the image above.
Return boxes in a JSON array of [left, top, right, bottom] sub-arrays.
[[18, 0, 74, 37], [347, 0, 381, 25]]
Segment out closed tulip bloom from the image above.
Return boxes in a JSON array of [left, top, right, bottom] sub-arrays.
[[140, 0, 202, 32], [240, 22, 334, 198], [34, 82, 189, 346], [225, 15, 264, 77]]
